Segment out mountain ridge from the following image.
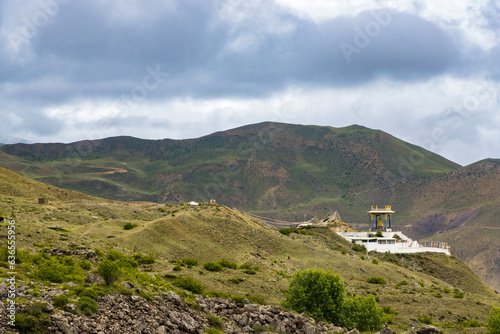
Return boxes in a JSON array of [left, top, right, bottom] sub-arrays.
[[2, 122, 500, 291]]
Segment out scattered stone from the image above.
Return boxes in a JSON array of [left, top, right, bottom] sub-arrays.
[[85, 272, 104, 285], [381, 325, 397, 334], [417, 325, 443, 334], [86, 249, 99, 262], [124, 281, 135, 289], [166, 291, 182, 305], [0, 284, 357, 334]]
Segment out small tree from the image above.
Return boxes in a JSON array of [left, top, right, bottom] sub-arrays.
[[341, 295, 385, 331], [97, 260, 120, 285], [487, 307, 500, 334], [283, 268, 345, 324]]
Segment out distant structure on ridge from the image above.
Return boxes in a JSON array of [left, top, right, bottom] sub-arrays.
[[337, 206, 451, 255]]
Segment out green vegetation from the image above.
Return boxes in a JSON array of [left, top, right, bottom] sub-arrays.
[[418, 314, 433, 325], [134, 253, 156, 264], [217, 258, 238, 269], [203, 262, 223, 272], [33, 256, 86, 284], [173, 277, 204, 294], [15, 302, 51, 334], [488, 307, 500, 334], [52, 294, 70, 309], [123, 222, 138, 230], [453, 288, 465, 298], [283, 268, 384, 331], [77, 296, 100, 316], [206, 314, 225, 330], [0, 166, 499, 333], [279, 227, 313, 235], [180, 258, 199, 267], [351, 244, 366, 252], [367, 277, 386, 285], [97, 260, 121, 285], [342, 295, 385, 331]]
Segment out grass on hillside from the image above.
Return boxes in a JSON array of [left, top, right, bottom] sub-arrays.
[[1, 191, 499, 332]]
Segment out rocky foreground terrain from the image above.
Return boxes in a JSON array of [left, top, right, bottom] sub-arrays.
[[0, 282, 441, 334]]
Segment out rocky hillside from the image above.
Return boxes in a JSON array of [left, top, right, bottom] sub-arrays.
[[2, 123, 500, 292], [0, 283, 348, 334], [0, 169, 498, 333]]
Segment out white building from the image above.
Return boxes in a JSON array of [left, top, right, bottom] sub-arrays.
[[337, 206, 451, 255]]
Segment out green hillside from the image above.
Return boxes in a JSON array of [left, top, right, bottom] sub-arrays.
[[0, 122, 460, 216], [0, 169, 498, 332], [4, 122, 500, 292]]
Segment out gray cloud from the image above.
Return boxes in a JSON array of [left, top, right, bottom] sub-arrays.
[[0, 0, 463, 103], [0, 0, 499, 166]]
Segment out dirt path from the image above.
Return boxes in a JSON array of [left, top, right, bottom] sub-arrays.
[[83, 165, 127, 175]]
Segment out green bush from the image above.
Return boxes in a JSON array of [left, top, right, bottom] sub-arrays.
[[487, 307, 500, 334], [52, 294, 69, 309], [279, 227, 313, 235], [173, 277, 204, 294], [247, 295, 266, 305], [453, 288, 464, 298], [461, 320, 482, 328], [133, 253, 155, 264], [276, 271, 291, 278], [243, 269, 257, 275], [77, 296, 99, 316], [205, 291, 230, 299], [79, 260, 92, 270], [217, 258, 238, 269], [203, 262, 223, 272], [106, 250, 124, 261], [15, 302, 51, 334], [117, 257, 138, 269], [418, 314, 433, 325], [79, 286, 106, 300], [94, 248, 104, 256], [341, 295, 385, 331], [206, 314, 224, 330], [239, 262, 253, 269], [352, 244, 366, 252], [181, 258, 198, 267], [34, 257, 85, 284], [231, 295, 247, 306], [284, 268, 385, 331], [382, 306, 399, 315], [228, 277, 244, 284], [173, 264, 182, 271], [367, 277, 386, 285], [97, 260, 121, 285], [283, 268, 345, 324], [123, 223, 138, 230]]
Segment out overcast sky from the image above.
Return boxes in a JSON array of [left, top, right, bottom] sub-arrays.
[[1, 0, 499, 166]]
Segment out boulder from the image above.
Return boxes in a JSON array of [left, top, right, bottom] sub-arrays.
[[417, 325, 443, 334], [85, 272, 104, 285], [166, 291, 183, 305], [381, 325, 397, 334]]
